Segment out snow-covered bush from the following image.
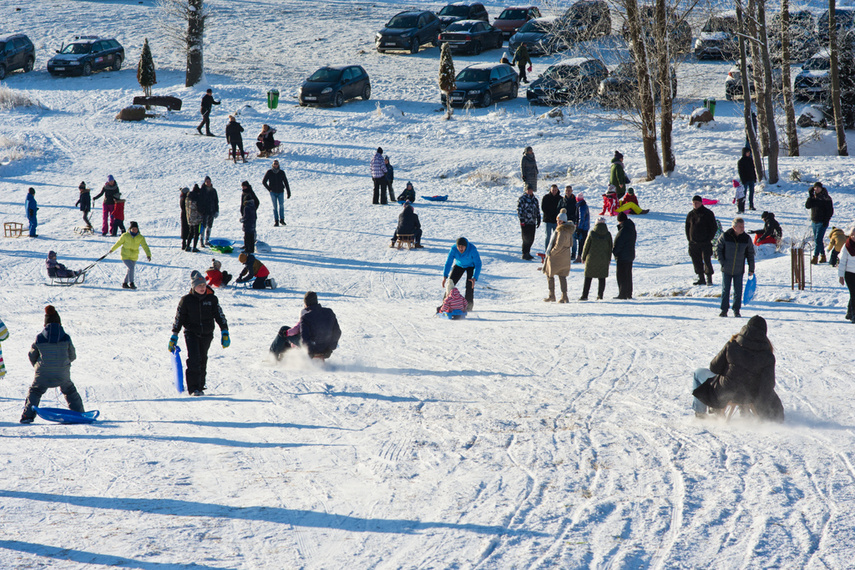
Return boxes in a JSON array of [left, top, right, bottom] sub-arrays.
[[0, 83, 39, 109]]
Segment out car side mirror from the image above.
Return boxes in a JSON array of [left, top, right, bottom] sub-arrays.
[[55, 49, 60, 53]]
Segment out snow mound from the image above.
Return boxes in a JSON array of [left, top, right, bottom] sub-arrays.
[[374, 102, 405, 120]]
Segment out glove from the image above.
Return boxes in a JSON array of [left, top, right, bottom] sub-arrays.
[[221, 331, 230, 348], [168, 334, 178, 353]]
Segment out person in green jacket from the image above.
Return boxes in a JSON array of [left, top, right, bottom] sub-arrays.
[[579, 216, 613, 300], [512, 44, 531, 83], [609, 150, 630, 200], [108, 221, 152, 289]]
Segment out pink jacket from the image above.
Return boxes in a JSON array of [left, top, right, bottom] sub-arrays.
[[440, 288, 468, 313]]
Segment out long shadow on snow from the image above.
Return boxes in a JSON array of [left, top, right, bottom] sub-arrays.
[[136, 420, 359, 431], [331, 364, 528, 379], [0, 539, 229, 570], [295, 390, 476, 404], [0, 433, 329, 449], [0, 490, 547, 537]]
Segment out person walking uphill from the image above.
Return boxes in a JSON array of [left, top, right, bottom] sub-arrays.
[[716, 217, 755, 318], [518, 183, 541, 260], [370, 147, 388, 205], [542, 184, 562, 252], [443, 237, 482, 311], [580, 217, 613, 300], [609, 151, 631, 200], [25, 187, 38, 237], [169, 272, 229, 396], [574, 193, 590, 263], [196, 88, 220, 136], [686, 195, 718, 286], [520, 146, 538, 193], [512, 43, 531, 83], [225, 115, 246, 163], [805, 182, 834, 264], [612, 211, 636, 300], [20, 306, 86, 424], [109, 221, 152, 289], [179, 186, 190, 250], [738, 147, 757, 210], [75, 182, 92, 230], [837, 225, 855, 323], [185, 184, 203, 252], [262, 160, 291, 227], [92, 175, 120, 236], [543, 209, 576, 303]]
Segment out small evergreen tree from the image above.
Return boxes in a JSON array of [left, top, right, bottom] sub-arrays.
[[137, 38, 157, 98], [438, 43, 456, 119]]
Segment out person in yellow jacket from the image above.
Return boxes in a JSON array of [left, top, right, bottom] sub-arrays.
[[109, 221, 151, 289], [828, 226, 847, 268]]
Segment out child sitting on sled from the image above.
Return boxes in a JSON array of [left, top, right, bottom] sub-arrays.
[[205, 258, 232, 288], [45, 251, 82, 278], [436, 286, 468, 319], [600, 186, 618, 216]]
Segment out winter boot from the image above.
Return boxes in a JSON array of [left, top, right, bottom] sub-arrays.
[[811, 255, 818, 265], [706, 274, 714, 286], [129, 282, 137, 290], [820, 252, 827, 264], [279, 219, 286, 226], [558, 277, 568, 303], [693, 275, 706, 286], [274, 220, 279, 227], [544, 280, 556, 302]]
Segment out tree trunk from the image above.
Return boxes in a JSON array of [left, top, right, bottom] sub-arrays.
[[625, 0, 662, 179], [185, 0, 205, 87], [737, 4, 765, 181], [829, 0, 849, 156], [780, 0, 799, 156], [746, 0, 769, 157], [653, 0, 675, 173], [757, 0, 779, 183]]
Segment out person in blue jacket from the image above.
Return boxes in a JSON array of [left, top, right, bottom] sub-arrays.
[[25, 188, 38, 237], [574, 192, 590, 262], [442, 237, 482, 311]]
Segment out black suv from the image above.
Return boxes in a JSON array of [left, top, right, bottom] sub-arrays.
[[437, 3, 489, 30], [817, 8, 855, 46], [769, 10, 819, 64], [694, 13, 738, 59], [48, 36, 125, 76], [527, 57, 608, 105], [376, 11, 442, 54], [621, 7, 692, 54], [559, 0, 611, 43], [0, 34, 35, 80], [597, 61, 677, 108]]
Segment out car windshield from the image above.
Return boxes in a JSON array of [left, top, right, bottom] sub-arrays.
[[803, 56, 830, 70], [387, 15, 418, 28], [308, 68, 342, 82], [439, 6, 470, 17], [456, 68, 490, 82], [544, 65, 578, 80], [60, 43, 92, 55], [519, 20, 551, 33], [702, 17, 735, 33], [445, 22, 474, 32], [498, 9, 528, 20]]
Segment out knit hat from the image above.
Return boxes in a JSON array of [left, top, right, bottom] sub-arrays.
[[596, 216, 607, 224], [129, 221, 139, 230], [557, 208, 568, 223], [211, 259, 221, 271], [406, 181, 413, 188], [617, 211, 628, 223], [614, 150, 623, 161], [47, 250, 57, 259], [107, 175, 115, 182], [180, 186, 190, 194], [377, 147, 383, 154], [79, 182, 87, 190], [627, 187, 635, 195], [576, 193, 584, 202], [304, 291, 318, 306], [191, 271, 206, 289], [403, 200, 412, 208], [28, 187, 35, 194], [692, 195, 702, 202], [238, 253, 248, 263], [44, 305, 61, 325], [733, 179, 740, 188], [204, 176, 212, 183], [456, 237, 468, 247], [744, 315, 767, 335]]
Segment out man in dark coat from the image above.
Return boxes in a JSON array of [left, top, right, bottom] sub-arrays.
[[558, 185, 578, 226], [240, 192, 257, 255], [225, 115, 246, 163], [517, 183, 541, 260], [716, 217, 755, 317], [391, 201, 423, 247], [262, 160, 291, 227], [737, 147, 757, 210], [200, 176, 219, 246], [612, 211, 636, 300], [805, 182, 834, 264], [685, 195, 718, 286], [520, 146, 538, 192], [197, 88, 220, 136], [541, 184, 562, 252]]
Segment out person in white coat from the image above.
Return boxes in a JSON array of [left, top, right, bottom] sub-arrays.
[[838, 224, 855, 323]]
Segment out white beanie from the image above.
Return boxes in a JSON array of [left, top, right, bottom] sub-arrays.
[[557, 208, 568, 223]]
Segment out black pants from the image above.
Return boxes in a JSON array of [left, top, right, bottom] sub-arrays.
[[22, 378, 84, 420], [188, 224, 200, 250], [243, 230, 255, 254], [197, 111, 211, 134], [845, 271, 855, 320], [616, 260, 633, 299], [82, 210, 91, 228], [521, 223, 536, 257], [581, 277, 606, 299], [518, 65, 528, 82], [230, 139, 245, 162], [449, 264, 475, 305], [689, 241, 714, 278], [184, 331, 214, 393], [373, 177, 388, 204], [574, 229, 587, 259], [387, 182, 395, 202]]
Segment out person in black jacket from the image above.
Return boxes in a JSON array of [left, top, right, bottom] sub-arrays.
[[225, 115, 246, 163], [612, 211, 636, 300], [196, 88, 220, 136], [256, 124, 277, 157], [271, 292, 341, 360], [75, 182, 92, 230], [541, 184, 562, 252], [262, 160, 291, 227], [685, 195, 718, 286], [384, 156, 395, 203], [805, 182, 834, 264], [200, 176, 219, 246], [169, 272, 229, 396], [748, 211, 782, 246], [179, 186, 190, 250], [390, 201, 423, 248], [716, 217, 755, 317], [692, 315, 784, 422], [557, 185, 578, 226], [737, 147, 757, 210], [241, 192, 257, 255]]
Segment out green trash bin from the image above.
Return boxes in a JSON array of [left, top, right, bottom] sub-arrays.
[[267, 89, 279, 110], [707, 97, 716, 118]]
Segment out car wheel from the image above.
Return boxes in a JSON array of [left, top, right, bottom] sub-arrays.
[[24, 57, 34, 73], [112, 56, 122, 71], [510, 82, 519, 100], [377, 48, 385, 53], [362, 84, 371, 100], [409, 38, 419, 54], [82, 61, 92, 76], [480, 90, 492, 107], [334, 91, 344, 107], [472, 41, 482, 55], [0, 65, 6, 80]]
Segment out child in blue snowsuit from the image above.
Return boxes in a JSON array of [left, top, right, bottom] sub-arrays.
[[25, 188, 38, 237]]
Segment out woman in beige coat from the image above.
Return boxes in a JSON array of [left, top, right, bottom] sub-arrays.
[[543, 209, 576, 303]]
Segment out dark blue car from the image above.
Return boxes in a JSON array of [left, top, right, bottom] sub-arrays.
[[376, 11, 441, 54], [442, 63, 519, 107], [47, 36, 124, 76], [299, 65, 371, 107], [437, 20, 504, 54]]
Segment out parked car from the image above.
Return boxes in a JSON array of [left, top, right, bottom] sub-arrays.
[[299, 65, 370, 107], [559, 0, 611, 43], [438, 20, 504, 54], [527, 57, 608, 105], [0, 34, 35, 80], [47, 36, 124, 77], [494, 6, 542, 40], [620, 6, 692, 54], [376, 11, 441, 54], [723, 61, 783, 101], [441, 63, 519, 107], [817, 7, 855, 45], [794, 50, 831, 101], [508, 17, 566, 56], [769, 10, 819, 64], [597, 61, 677, 108], [436, 3, 489, 30], [694, 13, 738, 59]]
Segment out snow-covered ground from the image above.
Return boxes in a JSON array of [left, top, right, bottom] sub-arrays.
[[1, 1, 855, 568]]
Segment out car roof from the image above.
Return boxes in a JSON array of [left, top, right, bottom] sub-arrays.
[[450, 19, 487, 25], [1, 34, 29, 41], [504, 5, 539, 9], [464, 62, 511, 70], [394, 10, 430, 16], [318, 64, 361, 70], [67, 36, 110, 44], [554, 57, 597, 67]]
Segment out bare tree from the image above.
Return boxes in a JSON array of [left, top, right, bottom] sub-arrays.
[[157, 0, 210, 87], [653, 0, 674, 173], [736, 4, 765, 181], [756, 0, 779, 182], [828, 0, 849, 156], [779, 0, 799, 156]]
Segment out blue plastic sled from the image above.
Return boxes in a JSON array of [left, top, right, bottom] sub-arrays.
[[33, 407, 99, 424], [422, 195, 448, 202], [439, 309, 467, 320], [172, 346, 184, 393], [743, 274, 757, 305], [208, 238, 235, 248]]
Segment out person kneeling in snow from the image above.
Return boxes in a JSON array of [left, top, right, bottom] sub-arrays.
[[169, 272, 229, 396], [748, 211, 782, 246], [235, 253, 275, 289], [46, 251, 82, 278], [270, 291, 341, 360], [205, 258, 232, 288], [397, 181, 416, 203]]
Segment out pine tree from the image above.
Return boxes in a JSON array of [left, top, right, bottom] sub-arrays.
[[438, 43, 456, 119], [137, 38, 157, 98]]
